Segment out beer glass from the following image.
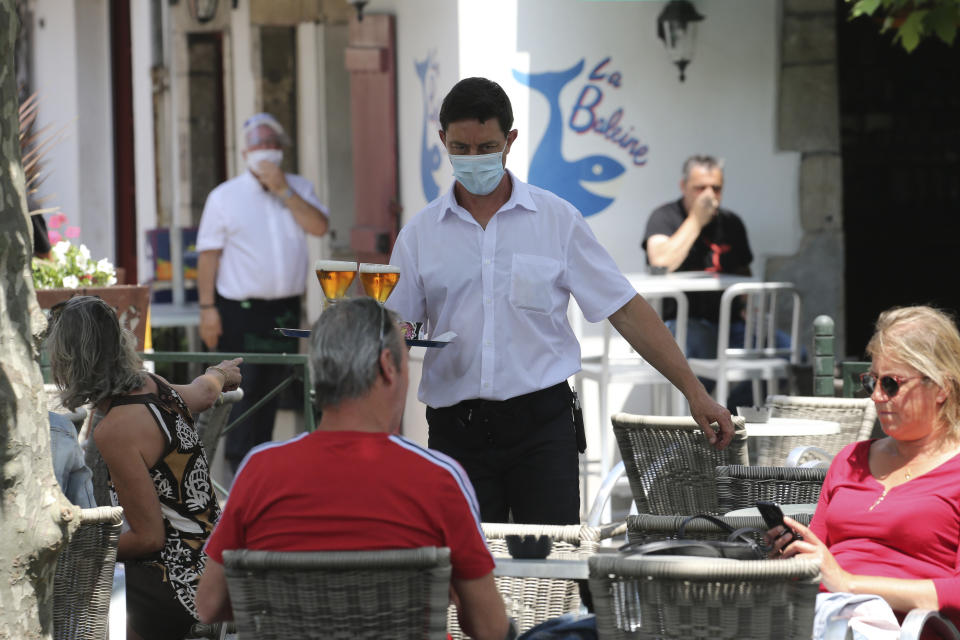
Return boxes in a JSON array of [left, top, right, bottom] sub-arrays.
[[315, 260, 358, 307], [358, 263, 401, 304]]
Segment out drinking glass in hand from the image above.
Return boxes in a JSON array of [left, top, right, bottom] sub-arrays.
[[315, 260, 358, 307], [358, 263, 401, 304]]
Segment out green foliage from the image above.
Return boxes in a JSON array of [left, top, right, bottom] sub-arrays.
[[846, 0, 960, 51], [32, 241, 117, 289]]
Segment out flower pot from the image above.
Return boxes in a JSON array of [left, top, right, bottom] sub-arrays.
[[36, 285, 151, 351]]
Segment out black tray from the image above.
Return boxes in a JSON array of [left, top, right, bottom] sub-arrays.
[[276, 328, 451, 348]]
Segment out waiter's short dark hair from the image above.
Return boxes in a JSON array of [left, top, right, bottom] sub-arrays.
[[439, 77, 514, 136]]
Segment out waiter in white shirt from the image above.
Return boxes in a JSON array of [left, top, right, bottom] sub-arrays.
[[387, 78, 733, 525], [196, 113, 329, 472]]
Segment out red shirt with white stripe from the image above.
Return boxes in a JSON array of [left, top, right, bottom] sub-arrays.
[[204, 430, 493, 580]]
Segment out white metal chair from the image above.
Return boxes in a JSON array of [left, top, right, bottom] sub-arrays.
[[688, 282, 801, 406], [575, 290, 689, 488]]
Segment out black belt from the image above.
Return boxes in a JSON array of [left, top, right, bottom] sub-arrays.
[[216, 294, 300, 309], [443, 382, 569, 416]]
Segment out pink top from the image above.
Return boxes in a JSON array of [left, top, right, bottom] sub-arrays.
[[811, 440, 960, 626]]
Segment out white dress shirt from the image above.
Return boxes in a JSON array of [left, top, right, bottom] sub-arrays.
[[388, 171, 636, 408], [196, 171, 327, 300]]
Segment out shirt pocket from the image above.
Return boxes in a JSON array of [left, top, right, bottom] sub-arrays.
[[509, 253, 562, 314]]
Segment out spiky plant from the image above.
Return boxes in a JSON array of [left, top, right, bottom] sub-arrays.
[[18, 91, 65, 216]]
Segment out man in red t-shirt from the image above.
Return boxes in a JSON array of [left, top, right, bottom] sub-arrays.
[[196, 298, 510, 640]]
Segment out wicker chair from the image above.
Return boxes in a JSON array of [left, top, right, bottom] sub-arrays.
[[194, 388, 244, 463], [715, 465, 827, 513], [222, 547, 451, 640], [625, 512, 813, 549], [612, 413, 748, 516], [589, 554, 821, 639], [755, 395, 877, 466], [53, 506, 123, 640], [447, 523, 617, 639]]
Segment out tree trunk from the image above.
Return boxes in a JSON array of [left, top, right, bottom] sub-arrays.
[[0, 2, 78, 637]]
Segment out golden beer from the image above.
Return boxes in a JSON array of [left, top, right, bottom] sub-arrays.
[[315, 260, 358, 303], [359, 263, 401, 304]]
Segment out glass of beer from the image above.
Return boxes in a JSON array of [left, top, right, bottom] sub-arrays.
[[315, 260, 358, 307], [358, 263, 401, 304]]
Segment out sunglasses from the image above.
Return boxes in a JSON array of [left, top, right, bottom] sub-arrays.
[[860, 372, 927, 398]]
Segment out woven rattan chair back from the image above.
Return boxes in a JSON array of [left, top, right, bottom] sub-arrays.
[[589, 554, 820, 639], [447, 523, 602, 639], [715, 465, 827, 513], [625, 512, 813, 548], [223, 547, 451, 640], [194, 388, 243, 462], [53, 506, 123, 640], [612, 414, 748, 515], [756, 395, 877, 465]]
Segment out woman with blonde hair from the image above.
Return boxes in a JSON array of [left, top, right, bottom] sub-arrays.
[[769, 305, 960, 635], [47, 296, 242, 640]]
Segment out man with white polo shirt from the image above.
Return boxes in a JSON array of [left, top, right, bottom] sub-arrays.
[[196, 113, 329, 471], [387, 77, 734, 525]]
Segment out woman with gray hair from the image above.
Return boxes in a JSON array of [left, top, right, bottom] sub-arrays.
[[47, 296, 242, 640], [768, 305, 960, 636]]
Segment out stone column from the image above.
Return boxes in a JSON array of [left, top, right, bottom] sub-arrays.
[[768, 0, 845, 358]]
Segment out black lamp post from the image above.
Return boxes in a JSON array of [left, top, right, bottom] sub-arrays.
[[656, 0, 705, 82]]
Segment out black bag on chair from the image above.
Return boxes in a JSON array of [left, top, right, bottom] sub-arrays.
[[618, 515, 769, 560]]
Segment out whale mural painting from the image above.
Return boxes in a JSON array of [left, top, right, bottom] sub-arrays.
[[415, 50, 443, 203], [513, 57, 649, 217]]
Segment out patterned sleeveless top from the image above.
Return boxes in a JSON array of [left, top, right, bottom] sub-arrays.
[[105, 373, 221, 619]]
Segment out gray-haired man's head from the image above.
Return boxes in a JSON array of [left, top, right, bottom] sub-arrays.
[[309, 297, 404, 408], [680, 154, 725, 213]]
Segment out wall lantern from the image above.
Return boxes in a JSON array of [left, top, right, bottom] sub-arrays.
[[169, 0, 238, 23], [187, 0, 219, 23], [656, 0, 704, 82], [348, 0, 369, 21]]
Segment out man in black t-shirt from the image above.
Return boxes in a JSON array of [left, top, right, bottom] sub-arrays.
[[642, 155, 753, 360]]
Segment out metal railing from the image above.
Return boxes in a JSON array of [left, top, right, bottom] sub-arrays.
[[140, 351, 316, 434], [140, 351, 314, 497]]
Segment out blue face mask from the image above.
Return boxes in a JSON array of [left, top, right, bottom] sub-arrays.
[[448, 139, 509, 196]]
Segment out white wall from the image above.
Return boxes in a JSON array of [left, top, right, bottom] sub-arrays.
[[31, 0, 114, 267]]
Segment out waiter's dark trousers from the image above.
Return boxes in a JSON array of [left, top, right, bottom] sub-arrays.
[[426, 382, 580, 524], [215, 294, 300, 471]]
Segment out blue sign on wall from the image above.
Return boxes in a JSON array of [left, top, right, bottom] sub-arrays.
[[514, 57, 649, 217], [415, 49, 443, 203]]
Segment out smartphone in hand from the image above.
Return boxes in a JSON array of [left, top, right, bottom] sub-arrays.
[[757, 501, 802, 547]]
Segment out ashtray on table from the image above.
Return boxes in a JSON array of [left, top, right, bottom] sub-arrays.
[[505, 535, 552, 559]]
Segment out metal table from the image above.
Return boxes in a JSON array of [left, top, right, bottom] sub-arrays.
[[744, 418, 841, 437], [494, 557, 590, 580]]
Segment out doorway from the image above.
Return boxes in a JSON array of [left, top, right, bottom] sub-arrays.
[[837, 7, 960, 356]]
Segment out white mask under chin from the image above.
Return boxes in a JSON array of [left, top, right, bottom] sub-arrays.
[[246, 149, 283, 173]]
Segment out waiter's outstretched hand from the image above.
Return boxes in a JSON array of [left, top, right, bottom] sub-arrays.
[[688, 390, 734, 449]]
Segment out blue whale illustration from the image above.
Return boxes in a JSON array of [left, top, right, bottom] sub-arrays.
[[513, 60, 624, 217], [416, 55, 442, 202]]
